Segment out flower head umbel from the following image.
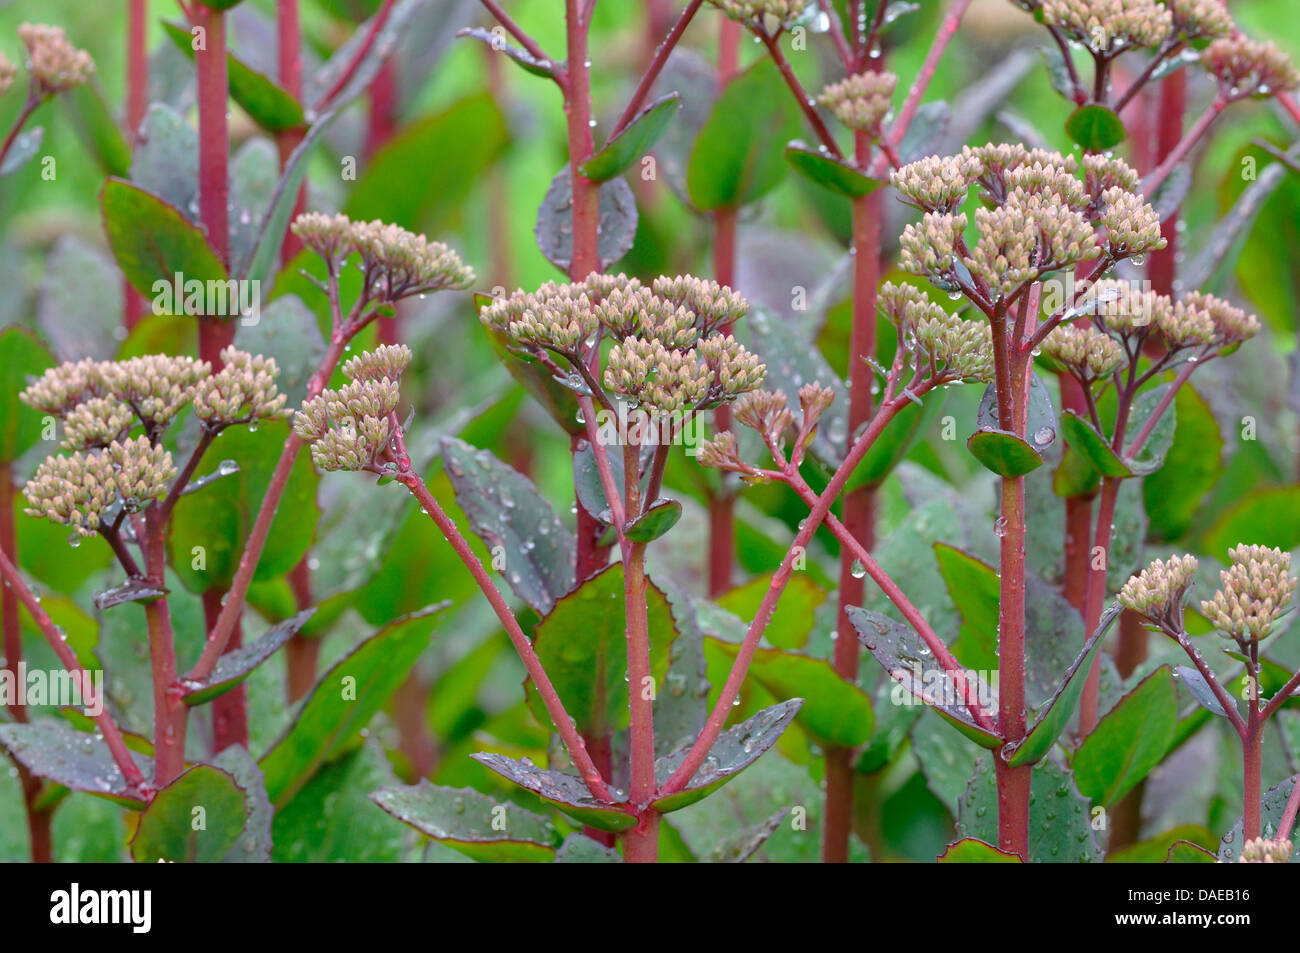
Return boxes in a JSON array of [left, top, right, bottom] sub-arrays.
[[878, 282, 994, 384], [351, 220, 475, 302], [1041, 322, 1125, 383], [23, 437, 176, 537], [342, 343, 413, 383], [1163, 0, 1234, 40], [1200, 545, 1295, 644], [1097, 187, 1166, 258], [290, 212, 358, 267], [819, 71, 897, 137], [193, 348, 291, 428], [295, 377, 402, 473], [100, 355, 208, 432], [60, 397, 135, 452], [891, 155, 973, 214], [707, 0, 807, 30], [1118, 554, 1200, 633], [1041, 0, 1173, 53], [17, 23, 94, 96], [1238, 837, 1294, 863], [1203, 36, 1300, 98], [1174, 292, 1259, 348], [20, 358, 106, 416]]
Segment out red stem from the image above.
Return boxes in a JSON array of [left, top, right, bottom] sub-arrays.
[[143, 509, 186, 786], [610, 0, 705, 138], [622, 442, 657, 862], [397, 470, 614, 802], [277, 0, 306, 265], [1076, 475, 1119, 736], [1142, 97, 1226, 197], [760, 31, 842, 158], [564, 0, 600, 281], [659, 388, 930, 796], [204, 587, 247, 752], [195, 3, 234, 367]]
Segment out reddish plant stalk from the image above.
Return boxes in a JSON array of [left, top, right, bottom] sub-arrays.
[[825, 172, 883, 863], [195, 3, 234, 367], [564, 0, 600, 283], [204, 588, 246, 751], [707, 19, 740, 599], [315, 0, 398, 110], [122, 0, 151, 331], [1244, 696, 1263, 841], [277, 0, 306, 265], [284, 559, 317, 701], [1076, 475, 1120, 735], [0, 465, 53, 861], [144, 509, 186, 785]]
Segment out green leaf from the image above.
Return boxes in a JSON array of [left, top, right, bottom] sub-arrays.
[[526, 564, 676, 737], [235, 294, 325, 408], [957, 756, 1104, 862], [130, 103, 197, 215], [1124, 382, 1176, 475], [130, 765, 247, 863], [260, 605, 445, 807], [100, 179, 227, 298], [0, 723, 149, 809], [571, 436, 626, 521], [472, 752, 638, 832], [1008, 604, 1119, 768], [624, 498, 683, 543], [581, 94, 680, 182], [212, 745, 273, 862], [371, 781, 561, 862], [934, 544, 1000, 670], [440, 436, 575, 614], [847, 606, 1002, 749], [1074, 666, 1177, 806], [346, 92, 508, 231], [686, 58, 802, 210], [650, 698, 803, 813], [534, 170, 638, 273], [717, 573, 826, 651], [183, 609, 316, 706], [162, 21, 304, 132], [967, 428, 1044, 477], [1053, 442, 1101, 498], [1106, 824, 1214, 863], [480, 318, 584, 436], [937, 837, 1022, 863], [556, 833, 623, 863], [1065, 104, 1126, 151], [1143, 386, 1221, 541], [1201, 487, 1300, 559], [168, 423, 319, 591], [271, 743, 414, 861], [1060, 410, 1131, 477], [704, 640, 872, 747], [0, 329, 54, 461], [784, 141, 881, 198]]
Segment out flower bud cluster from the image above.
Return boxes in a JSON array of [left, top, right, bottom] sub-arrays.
[[818, 71, 897, 136], [22, 436, 176, 536], [1203, 36, 1300, 98], [17, 23, 94, 95], [1118, 554, 1200, 632], [1200, 545, 1295, 644], [1041, 0, 1173, 53]]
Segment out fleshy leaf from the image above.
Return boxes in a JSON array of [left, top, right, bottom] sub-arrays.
[[784, 141, 881, 198], [1065, 104, 1126, 151], [967, 428, 1044, 477], [371, 781, 561, 862], [130, 765, 247, 863], [624, 498, 683, 543], [1073, 666, 1178, 805], [581, 94, 680, 182], [535, 170, 638, 272], [472, 752, 637, 832], [937, 837, 1022, 863], [0, 722, 149, 808], [1060, 410, 1131, 477], [100, 179, 228, 298], [183, 609, 316, 706], [651, 698, 803, 813]]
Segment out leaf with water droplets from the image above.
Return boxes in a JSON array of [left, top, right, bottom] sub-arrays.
[[1065, 104, 1126, 151], [623, 498, 683, 544], [534, 169, 638, 273], [651, 698, 803, 813], [706, 808, 788, 862], [1217, 775, 1300, 863], [555, 832, 624, 863], [1173, 664, 1233, 719], [131, 765, 249, 863], [525, 564, 676, 738], [703, 640, 872, 747], [846, 606, 1002, 749], [184, 609, 316, 706], [92, 578, 168, 612], [1124, 382, 1176, 475], [441, 436, 576, 614], [0, 722, 150, 808], [957, 756, 1104, 862], [372, 780, 561, 862], [937, 837, 1022, 863], [260, 604, 447, 807], [473, 752, 637, 832], [214, 744, 273, 863], [0, 126, 44, 177]]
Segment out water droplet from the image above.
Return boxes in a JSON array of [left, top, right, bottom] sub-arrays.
[[993, 517, 1008, 538], [850, 560, 866, 580]]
